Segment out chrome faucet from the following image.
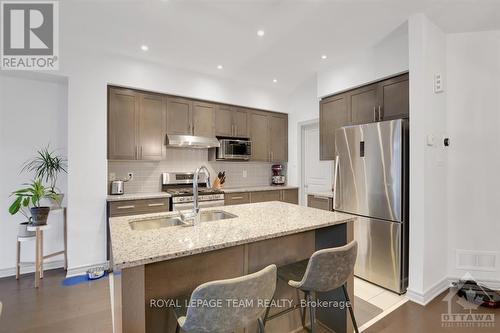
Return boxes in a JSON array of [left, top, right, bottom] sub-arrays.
[[191, 165, 211, 225]]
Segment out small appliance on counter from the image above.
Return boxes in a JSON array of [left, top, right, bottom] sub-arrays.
[[110, 175, 132, 195], [271, 164, 286, 185]]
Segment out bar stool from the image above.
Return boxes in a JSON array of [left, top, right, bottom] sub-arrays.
[[265, 241, 359, 333], [16, 207, 68, 288], [173, 264, 277, 333]]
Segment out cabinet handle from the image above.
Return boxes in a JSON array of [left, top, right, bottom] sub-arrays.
[[140, 146, 143, 159], [231, 196, 244, 200], [373, 106, 377, 122], [313, 195, 329, 200], [148, 203, 164, 207], [135, 146, 138, 160], [378, 105, 383, 121], [117, 205, 135, 209]]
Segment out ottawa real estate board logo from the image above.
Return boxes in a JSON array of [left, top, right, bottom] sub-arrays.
[[1, 1, 59, 70]]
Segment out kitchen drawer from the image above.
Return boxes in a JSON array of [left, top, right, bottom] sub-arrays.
[[109, 198, 170, 217], [224, 192, 250, 206], [281, 189, 299, 204], [307, 194, 332, 211], [250, 190, 281, 203]]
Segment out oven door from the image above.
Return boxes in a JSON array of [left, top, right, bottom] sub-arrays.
[[172, 200, 225, 211], [217, 140, 251, 160]]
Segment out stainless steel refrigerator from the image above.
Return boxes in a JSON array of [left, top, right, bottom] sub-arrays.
[[334, 119, 409, 294]]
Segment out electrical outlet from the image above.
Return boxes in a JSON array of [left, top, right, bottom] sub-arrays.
[[127, 172, 134, 181], [434, 73, 444, 93], [242, 170, 247, 178]]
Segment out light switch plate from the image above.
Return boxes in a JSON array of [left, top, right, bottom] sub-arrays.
[[426, 135, 435, 146]]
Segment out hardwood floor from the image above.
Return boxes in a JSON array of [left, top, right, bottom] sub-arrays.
[[0, 269, 112, 333], [1, 269, 498, 333]]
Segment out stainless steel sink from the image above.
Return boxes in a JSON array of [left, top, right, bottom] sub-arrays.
[[129, 217, 184, 231], [129, 210, 237, 231], [198, 210, 237, 223]]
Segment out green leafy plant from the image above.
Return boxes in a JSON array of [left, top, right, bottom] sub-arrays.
[[21, 145, 67, 192], [8, 180, 58, 220]]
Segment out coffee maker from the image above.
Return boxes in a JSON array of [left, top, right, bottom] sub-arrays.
[[271, 164, 286, 185]]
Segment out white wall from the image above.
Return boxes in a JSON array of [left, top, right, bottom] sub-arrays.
[[446, 31, 500, 284], [286, 75, 319, 188], [59, 49, 288, 274], [407, 13, 448, 304], [0, 73, 68, 277], [317, 22, 409, 98]]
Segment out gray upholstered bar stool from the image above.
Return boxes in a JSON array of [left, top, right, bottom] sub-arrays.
[[173, 264, 277, 333], [265, 241, 359, 333]]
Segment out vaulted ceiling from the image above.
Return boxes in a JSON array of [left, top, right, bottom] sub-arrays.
[[61, 0, 500, 94]]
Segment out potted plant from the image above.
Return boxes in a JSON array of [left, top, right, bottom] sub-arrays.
[[21, 146, 67, 207], [9, 180, 58, 226]]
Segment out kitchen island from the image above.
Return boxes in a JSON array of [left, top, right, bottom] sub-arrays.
[[109, 202, 356, 333]]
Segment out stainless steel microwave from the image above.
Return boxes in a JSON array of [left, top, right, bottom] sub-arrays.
[[216, 139, 252, 160]]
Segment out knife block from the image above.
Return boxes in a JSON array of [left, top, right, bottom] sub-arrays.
[[212, 178, 222, 189]]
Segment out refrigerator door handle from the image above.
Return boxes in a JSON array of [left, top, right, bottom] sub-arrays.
[[333, 155, 340, 210]]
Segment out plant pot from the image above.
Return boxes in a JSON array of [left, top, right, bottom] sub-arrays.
[[30, 207, 50, 225], [49, 193, 64, 208], [18, 222, 36, 237]]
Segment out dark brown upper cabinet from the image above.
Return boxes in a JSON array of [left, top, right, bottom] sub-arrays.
[[215, 105, 248, 137], [108, 88, 139, 160], [215, 104, 234, 136], [108, 86, 288, 161], [192, 101, 215, 137], [139, 93, 166, 160], [249, 110, 288, 162], [269, 114, 288, 162], [166, 97, 192, 135], [377, 73, 409, 120], [319, 93, 349, 161], [232, 107, 249, 137], [348, 83, 378, 125], [249, 111, 270, 161], [319, 73, 409, 160], [108, 88, 166, 160]]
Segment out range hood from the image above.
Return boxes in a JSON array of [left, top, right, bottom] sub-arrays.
[[166, 134, 220, 149]]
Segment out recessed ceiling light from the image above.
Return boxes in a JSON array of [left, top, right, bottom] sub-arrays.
[[217, 65, 223, 70], [321, 54, 327, 59], [141, 45, 149, 51], [272, 78, 278, 83], [257, 30, 265, 37]]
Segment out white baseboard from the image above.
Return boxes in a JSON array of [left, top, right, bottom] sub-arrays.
[[66, 261, 109, 277], [406, 276, 451, 305], [0, 260, 65, 278]]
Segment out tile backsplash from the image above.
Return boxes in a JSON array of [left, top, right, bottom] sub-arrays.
[[108, 148, 285, 194]]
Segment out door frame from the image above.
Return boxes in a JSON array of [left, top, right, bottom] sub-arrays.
[[298, 119, 320, 206]]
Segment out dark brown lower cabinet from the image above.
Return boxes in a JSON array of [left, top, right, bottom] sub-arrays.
[[224, 189, 299, 206], [250, 190, 281, 203], [281, 188, 299, 204], [307, 194, 333, 211]]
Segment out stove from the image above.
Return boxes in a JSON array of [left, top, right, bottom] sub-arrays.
[[162, 172, 225, 210]]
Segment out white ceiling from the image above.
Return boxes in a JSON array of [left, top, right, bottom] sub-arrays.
[[62, 0, 500, 94]]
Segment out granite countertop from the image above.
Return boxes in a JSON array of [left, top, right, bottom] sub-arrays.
[[222, 185, 299, 193], [109, 201, 356, 269], [107, 192, 171, 202], [307, 191, 334, 198]]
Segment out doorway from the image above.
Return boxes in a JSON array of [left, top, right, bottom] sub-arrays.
[[299, 121, 333, 205]]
